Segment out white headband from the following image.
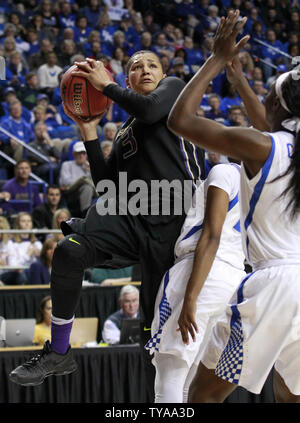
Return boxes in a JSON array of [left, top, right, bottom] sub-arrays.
[[275, 71, 291, 113]]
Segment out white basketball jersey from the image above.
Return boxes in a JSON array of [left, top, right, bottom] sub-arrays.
[[174, 163, 244, 270], [240, 130, 300, 266]]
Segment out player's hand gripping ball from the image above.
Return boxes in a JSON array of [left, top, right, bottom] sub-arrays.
[[60, 62, 113, 121]]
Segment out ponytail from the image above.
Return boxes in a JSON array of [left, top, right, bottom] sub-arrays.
[[279, 131, 300, 220], [276, 72, 300, 220]]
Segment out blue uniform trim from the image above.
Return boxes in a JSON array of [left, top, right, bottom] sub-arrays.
[[215, 272, 255, 384], [228, 193, 239, 212], [244, 136, 275, 260], [145, 270, 172, 352], [181, 223, 203, 241]]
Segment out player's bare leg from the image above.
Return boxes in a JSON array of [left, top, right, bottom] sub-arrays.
[[188, 362, 237, 403], [273, 369, 300, 403]]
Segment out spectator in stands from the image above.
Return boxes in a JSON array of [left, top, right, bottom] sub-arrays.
[[102, 122, 117, 143], [0, 100, 34, 162], [1, 160, 42, 214], [73, 15, 92, 44], [143, 10, 161, 35], [173, 28, 185, 48], [169, 57, 192, 83], [119, 13, 140, 51], [38, 0, 59, 37], [202, 5, 221, 33], [183, 36, 203, 67], [28, 38, 54, 71], [84, 30, 107, 57], [252, 66, 265, 83], [219, 82, 242, 117], [251, 79, 268, 103], [205, 150, 221, 176], [224, 105, 248, 128], [162, 22, 176, 49], [1, 22, 30, 56], [59, 141, 96, 216], [32, 103, 73, 154], [28, 238, 57, 285], [27, 122, 61, 183], [139, 31, 153, 52], [57, 40, 78, 68], [1, 87, 31, 122], [101, 140, 113, 159], [152, 32, 174, 60], [5, 212, 42, 284], [49, 207, 71, 243], [37, 52, 63, 95], [7, 12, 27, 40], [7, 50, 28, 87], [289, 9, 300, 33], [102, 285, 139, 345], [2, 36, 17, 60], [25, 28, 40, 59], [205, 94, 226, 125], [97, 12, 115, 45], [201, 35, 214, 62], [0, 191, 11, 214], [261, 29, 284, 80], [160, 54, 170, 75], [174, 0, 201, 39], [109, 29, 134, 57], [0, 216, 14, 284], [33, 296, 52, 345], [32, 184, 63, 230], [238, 51, 254, 81], [27, 14, 47, 41], [81, 0, 103, 28], [18, 72, 40, 111], [57, 1, 76, 30], [59, 27, 76, 45], [110, 47, 126, 75]]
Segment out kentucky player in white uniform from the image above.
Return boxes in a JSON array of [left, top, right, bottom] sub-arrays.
[[167, 10, 300, 403], [146, 162, 246, 402]]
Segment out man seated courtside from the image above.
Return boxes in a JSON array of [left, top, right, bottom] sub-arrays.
[[102, 285, 140, 345]]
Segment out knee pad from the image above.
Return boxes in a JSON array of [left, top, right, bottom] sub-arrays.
[[52, 234, 94, 274]]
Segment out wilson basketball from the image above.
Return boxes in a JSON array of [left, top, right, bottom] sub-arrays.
[[60, 63, 113, 120]]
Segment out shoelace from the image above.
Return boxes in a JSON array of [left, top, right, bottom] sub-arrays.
[[22, 341, 51, 369]]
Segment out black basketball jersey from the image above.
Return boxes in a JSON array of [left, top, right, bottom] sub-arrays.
[[85, 76, 205, 221]]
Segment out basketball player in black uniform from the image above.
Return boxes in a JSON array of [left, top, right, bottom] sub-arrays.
[[10, 51, 205, 400]]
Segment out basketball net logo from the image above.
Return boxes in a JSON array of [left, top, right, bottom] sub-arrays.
[[0, 56, 5, 80]]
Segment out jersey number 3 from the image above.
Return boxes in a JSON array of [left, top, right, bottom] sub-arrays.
[[122, 128, 138, 159]]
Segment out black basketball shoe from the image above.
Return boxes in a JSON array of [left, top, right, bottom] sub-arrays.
[[9, 341, 77, 386]]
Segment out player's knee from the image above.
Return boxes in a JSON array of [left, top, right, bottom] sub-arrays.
[[52, 234, 91, 273]]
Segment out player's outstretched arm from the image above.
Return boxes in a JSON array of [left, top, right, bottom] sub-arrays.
[[226, 56, 270, 132], [177, 185, 229, 345], [167, 10, 272, 177]]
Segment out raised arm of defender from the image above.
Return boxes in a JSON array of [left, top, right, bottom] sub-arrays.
[[167, 10, 273, 178]]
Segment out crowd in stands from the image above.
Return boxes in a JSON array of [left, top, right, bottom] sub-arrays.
[[0, 0, 299, 285]]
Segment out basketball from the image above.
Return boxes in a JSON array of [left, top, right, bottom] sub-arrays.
[[60, 63, 113, 120]]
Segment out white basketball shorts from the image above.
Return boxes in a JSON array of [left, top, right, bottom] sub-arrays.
[[201, 264, 300, 395], [145, 254, 245, 368]]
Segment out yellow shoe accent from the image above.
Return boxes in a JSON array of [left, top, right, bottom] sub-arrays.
[[69, 237, 80, 245], [143, 327, 151, 331]]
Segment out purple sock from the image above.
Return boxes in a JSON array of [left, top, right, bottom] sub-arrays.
[[51, 320, 73, 354]]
